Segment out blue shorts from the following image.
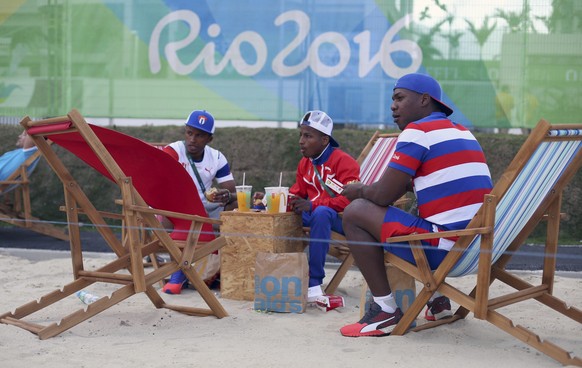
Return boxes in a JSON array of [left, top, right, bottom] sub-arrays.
[[381, 206, 449, 270]]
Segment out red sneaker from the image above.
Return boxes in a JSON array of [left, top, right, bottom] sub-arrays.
[[162, 271, 189, 295], [340, 302, 403, 337], [162, 282, 187, 295], [425, 296, 452, 321]]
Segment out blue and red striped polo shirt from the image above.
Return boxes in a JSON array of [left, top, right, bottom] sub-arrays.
[[388, 112, 493, 249]]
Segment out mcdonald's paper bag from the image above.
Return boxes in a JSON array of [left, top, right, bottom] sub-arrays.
[[254, 252, 308, 313], [360, 264, 416, 319]]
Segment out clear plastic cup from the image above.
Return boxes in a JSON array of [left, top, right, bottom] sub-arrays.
[[236, 185, 252, 212], [264, 187, 289, 213]]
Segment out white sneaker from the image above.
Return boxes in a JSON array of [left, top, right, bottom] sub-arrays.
[[307, 285, 324, 303]]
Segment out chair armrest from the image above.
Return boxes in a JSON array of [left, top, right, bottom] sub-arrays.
[[385, 226, 492, 243], [59, 205, 125, 220], [125, 203, 223, 226]]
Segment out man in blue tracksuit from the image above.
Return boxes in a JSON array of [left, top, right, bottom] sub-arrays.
[[288, 110, 360, 302]]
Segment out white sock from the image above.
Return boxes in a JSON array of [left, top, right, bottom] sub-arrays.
[[373, 294, 397, 313], [308, 285, 323, 297]]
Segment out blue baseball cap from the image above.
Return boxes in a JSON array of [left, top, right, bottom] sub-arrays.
[[185, 110, 215, 134], [393, 73, 453, 116]]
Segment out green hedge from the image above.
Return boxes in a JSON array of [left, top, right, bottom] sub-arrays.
[[1, 123, 580, 242]]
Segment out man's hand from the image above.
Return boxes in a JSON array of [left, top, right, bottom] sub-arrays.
[[288, 196, 311, 214], [212, 188, 231, 206], [342, 182, 364, 201]]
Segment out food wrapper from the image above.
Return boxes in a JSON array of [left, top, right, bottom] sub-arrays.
[[205, 187, 218, 201], [315, 295, 345, 312]]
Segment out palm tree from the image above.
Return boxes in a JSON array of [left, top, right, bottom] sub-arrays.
[[465, 16, 497, 60], [495, 3, 536, 33], [414, 19, 448, 61], [413, 0, 463, 60], [443, 30, 463, 59], [432, 2, 461, 59]]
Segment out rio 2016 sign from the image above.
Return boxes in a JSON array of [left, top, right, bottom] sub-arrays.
[[6, 0, 572, 128], [149, 10, 421, 79]]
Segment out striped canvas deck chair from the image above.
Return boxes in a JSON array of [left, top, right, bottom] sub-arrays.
[[0, 109, 228, 339], [0, 145, 68, 241], [316, 131, 401, 294], [382, 119, 582, 366]]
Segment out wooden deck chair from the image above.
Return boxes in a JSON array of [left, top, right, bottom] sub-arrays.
[[381, 119, 582, 366], [306, 131, 401, 294], [0, 145, 68, 241], [0, 109, 228, 340]]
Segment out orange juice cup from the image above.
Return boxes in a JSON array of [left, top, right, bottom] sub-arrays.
[[265, 187, 289, 213], [266, 192, 282, 214], [236, 185, 252, 212]]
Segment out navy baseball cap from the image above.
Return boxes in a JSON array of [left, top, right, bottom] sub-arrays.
[[185, 110, 215, 134], [393, 73, 453, 116]]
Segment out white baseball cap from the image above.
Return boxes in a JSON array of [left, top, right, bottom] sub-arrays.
[[300, 110, 339, 147]]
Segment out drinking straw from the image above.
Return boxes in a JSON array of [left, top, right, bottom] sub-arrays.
[[279, 172, 283, 188], [243, 172, 246, 186]]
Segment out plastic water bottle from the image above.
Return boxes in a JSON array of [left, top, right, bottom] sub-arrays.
[[76, 290, 100, 305]]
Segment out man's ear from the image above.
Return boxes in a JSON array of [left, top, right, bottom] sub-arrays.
[[420, 93, 432, 107], [207, 135, 214, 143]]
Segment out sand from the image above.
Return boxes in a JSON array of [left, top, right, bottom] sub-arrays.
[[0, 248, 580, 368]]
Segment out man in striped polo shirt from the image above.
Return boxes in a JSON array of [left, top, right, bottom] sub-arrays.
[[340, 73, 493, 337]]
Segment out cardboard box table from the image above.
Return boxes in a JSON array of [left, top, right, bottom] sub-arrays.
[[220, 211, 305, 301]]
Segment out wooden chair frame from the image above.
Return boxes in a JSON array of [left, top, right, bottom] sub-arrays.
[[0, 145, 68, 241], [0, 109, 228, 339], [381, 119, 582, 366]]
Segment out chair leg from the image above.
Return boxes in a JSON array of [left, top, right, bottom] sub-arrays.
[[486, 308, 582, 366], [391, 288, 433, 335], [183, 266, 228, 318], [325, 253, 354, 295]]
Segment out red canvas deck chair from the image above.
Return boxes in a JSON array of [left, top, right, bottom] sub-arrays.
[[0, 146, 68, 241], [309, 132, 401, 294], [382, 119, 582, 366], [0, 109, 228, 339]]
